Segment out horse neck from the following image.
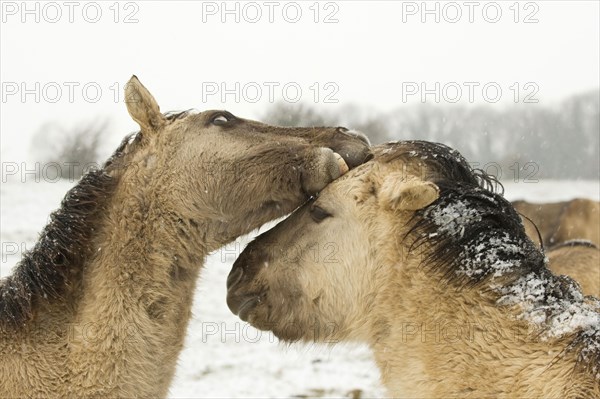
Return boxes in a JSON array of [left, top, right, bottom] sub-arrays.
[[369, 259, 578, 398], [69, 181, 208, 396]]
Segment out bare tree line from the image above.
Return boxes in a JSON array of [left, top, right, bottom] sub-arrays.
[[263, 90, 599, 180], [31, 119, 108, 180], [30, 90, 598, 180]]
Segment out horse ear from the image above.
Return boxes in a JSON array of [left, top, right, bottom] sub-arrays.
[[125, 75, 166, 133], [380, 173, 439, 211]]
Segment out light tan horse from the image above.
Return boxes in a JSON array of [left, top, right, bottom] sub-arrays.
[[0, 76, 370, 398], [546, 240, 600, 297], [513, 199, 600, 247], [228, 141, 600, 398]]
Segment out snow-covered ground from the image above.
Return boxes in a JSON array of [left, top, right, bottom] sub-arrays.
[[1, 178, 598, 397]]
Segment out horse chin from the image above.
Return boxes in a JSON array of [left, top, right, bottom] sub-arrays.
[[240, 307, 304, 343], [226, 290, 259, 319], [237, 297, 260, 322], [270, 324, 304, 343]]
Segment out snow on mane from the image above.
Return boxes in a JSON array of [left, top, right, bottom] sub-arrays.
[[414, 180, 600, 378]]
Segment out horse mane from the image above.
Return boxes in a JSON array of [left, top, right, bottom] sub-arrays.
[[395, 141, 599, 380], [0, 111, 192, 331], [375, 140, 503, 194], [0, 135, 134, 331]]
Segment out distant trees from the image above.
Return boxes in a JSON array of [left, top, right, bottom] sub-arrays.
[[262, 89, 600, 180], [28, 90, 598, 181], [262, 102, 391, 144], [31, 119, 108, 180]]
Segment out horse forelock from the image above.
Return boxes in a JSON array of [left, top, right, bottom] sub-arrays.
[[377, 140, 503, 194], [407, 180, 600, 380]]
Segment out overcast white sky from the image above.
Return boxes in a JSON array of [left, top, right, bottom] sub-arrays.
[[1, 0, 599, 161]]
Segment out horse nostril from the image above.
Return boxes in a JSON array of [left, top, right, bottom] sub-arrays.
[[336, 127, 349, 133], [226, 266, 244, 289]]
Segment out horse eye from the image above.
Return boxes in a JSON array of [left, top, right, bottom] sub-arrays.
[[212, 114, 229, 125], [310, 206, 332, 223]]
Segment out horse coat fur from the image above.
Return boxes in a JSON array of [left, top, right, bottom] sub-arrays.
[[0, 76, 370, 398], [227, 141, 600, 398]]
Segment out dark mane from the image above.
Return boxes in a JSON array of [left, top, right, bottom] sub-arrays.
[[398, 144, 600, 379], [0, 111, 194, 331], [411, 181, 541, 286], [376, 140, 503, 194], [0, 134, 137, 330]]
